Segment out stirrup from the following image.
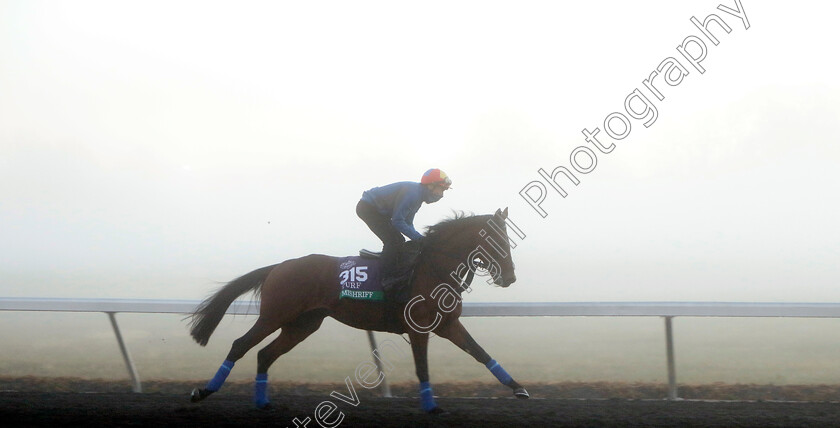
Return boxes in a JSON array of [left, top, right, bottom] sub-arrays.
[[360, 249, 381, 258]]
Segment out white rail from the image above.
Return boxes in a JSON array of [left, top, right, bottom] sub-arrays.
[[3, 298, 840, 398]]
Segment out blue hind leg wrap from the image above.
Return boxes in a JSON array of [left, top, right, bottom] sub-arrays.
[[419, 381, 437, 412], [205, 360, 234, 391], [486, 359, 513, 385], [255, 373, 269, 408]]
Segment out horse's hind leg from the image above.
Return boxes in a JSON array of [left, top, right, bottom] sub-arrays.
[[253, 310, 327, 409], [191, 317, 281, 403], [437, 320, 529, 398]]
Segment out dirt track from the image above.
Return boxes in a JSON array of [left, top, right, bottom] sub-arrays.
[[2, 391, 840, 427]]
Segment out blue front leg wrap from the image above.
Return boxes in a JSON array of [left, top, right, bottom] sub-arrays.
[[419, 381, 437, 412], [205, 359, 235, 391], [486, 359, 513, 385], [255, 373, 269, 408]]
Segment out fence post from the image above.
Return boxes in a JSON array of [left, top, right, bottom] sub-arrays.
[[664, 316, 678, 400], [107, 312, 142, 393], [367, 330, 392, 397]]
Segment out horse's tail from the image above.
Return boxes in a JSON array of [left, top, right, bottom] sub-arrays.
[[189, 264, 277, 346]]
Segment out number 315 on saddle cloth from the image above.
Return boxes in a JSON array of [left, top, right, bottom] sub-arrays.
[[337, 257, 383, 302]]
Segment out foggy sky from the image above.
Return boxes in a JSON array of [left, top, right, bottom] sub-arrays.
[[1, 0, 838, 303]]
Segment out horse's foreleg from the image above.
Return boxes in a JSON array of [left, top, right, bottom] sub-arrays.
[[437, 320, 530, 399], [407, 331, 443, 413], [190, 317, 279, 403]]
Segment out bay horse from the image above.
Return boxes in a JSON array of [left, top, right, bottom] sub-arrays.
[[188, 207, 528, 413]]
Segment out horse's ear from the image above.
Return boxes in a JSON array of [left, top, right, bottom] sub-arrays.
[[494, 208, 502, 218], [502, 207, 509, 218]]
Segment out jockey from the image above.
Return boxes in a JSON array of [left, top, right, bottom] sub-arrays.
[[356, 168, 452, 290]]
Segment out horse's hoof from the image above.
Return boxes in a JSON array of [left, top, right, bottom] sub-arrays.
[[257, 403, 289, 412], [427, 406, 447, 415], [256, 402, 274, 411], [514, 387, 530, 399], [190, 388, 212, 403]]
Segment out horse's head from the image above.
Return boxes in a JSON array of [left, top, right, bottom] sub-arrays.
[[478, 207, 516, 287], [424, 208, 518, 288], [458, 208, 518, 288]]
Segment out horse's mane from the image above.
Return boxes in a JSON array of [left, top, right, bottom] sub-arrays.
[[424, 211, 489, 246]]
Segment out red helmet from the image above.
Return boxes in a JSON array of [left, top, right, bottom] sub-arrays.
[[421, 168, 452, 189]]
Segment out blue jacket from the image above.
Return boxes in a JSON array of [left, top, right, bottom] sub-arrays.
[[360, 182, 432, 240]]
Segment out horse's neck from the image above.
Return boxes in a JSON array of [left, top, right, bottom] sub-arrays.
[[423, 233, 482, 270]]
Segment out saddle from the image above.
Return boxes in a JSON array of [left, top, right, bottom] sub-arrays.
[[359, 240, 423, 304], [359, 248, 381, 259]]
